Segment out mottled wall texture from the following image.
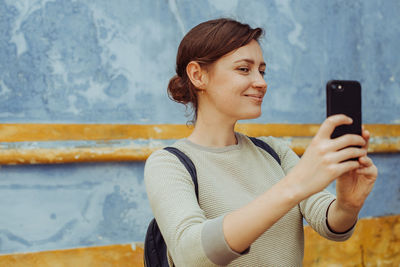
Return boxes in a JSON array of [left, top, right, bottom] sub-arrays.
[[1, 0, 400, 124], [0, 0, 399, 259]]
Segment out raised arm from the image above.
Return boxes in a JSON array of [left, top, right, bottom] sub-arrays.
[[223, 114, 377, 253], [326, 128, 378, 233]]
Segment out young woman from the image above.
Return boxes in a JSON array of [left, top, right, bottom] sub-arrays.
[[144, 18, 378, 266]]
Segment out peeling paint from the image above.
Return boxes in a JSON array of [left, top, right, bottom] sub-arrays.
[[0, 0, 399, 262], [2, 123, 399, 142], [0, 243, 145, 266], [0, 134, 399, 165], [304, 215, 400, 266], [153, 126, 162, 134], [0, 216, 398, 266]]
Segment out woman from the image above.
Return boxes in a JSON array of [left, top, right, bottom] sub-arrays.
[[144, 18, 377, 266]]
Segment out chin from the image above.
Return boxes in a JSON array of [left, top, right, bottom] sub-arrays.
[[239, 110, 262, 120], [248, 113, 262, 120]]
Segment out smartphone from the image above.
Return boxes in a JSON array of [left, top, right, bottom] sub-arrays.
[[326, 80, 362, 139]]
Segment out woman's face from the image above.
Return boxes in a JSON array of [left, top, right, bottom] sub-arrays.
[[200, 40, 267, 122]]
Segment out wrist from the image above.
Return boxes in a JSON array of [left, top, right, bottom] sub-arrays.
[[327, 199, 359, 233], [335, 197, 363, 215], [278, 172, 308, 204]]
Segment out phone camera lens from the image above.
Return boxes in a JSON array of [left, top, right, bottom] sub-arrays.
[[331, 84, 344, 91]]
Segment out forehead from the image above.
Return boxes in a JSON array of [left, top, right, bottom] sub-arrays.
[[220, 40, 264, 64]]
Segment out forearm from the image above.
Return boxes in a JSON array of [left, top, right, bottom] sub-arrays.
[[326, 199, 359, 233], [223, 174, 304, 253]]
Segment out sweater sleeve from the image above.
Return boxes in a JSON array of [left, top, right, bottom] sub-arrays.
[[260, 136, 355, 241], [144, 149, 246, 267]]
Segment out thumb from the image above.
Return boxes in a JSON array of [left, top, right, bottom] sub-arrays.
[[317, 114, 353, 139]]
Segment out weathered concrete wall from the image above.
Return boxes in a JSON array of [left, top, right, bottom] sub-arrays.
[[0, 0, 399, 264], [1, 0, 399, 124], [0, 154, 399, 256], [0, 162, 150, 253], [0, 216, 398, 266]]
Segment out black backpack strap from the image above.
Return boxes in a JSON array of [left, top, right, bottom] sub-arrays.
[[248, 136, 281, 165], [144, 219, 168, 267], [163, 147, 199, 200]]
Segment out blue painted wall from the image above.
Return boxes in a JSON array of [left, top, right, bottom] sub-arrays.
[[1, 0, 399, 124], [0, 162, 150, 253], [0, 0, 399, 254]]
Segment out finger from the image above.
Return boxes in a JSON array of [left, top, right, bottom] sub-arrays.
[[355, 166, 372, 175], [359, 155, 373, 167], [335, 160, 361, 176], [355, 165, 377, 177], [331, 147, 367, 163], [317, 115, 353, 139], [362, 129, 370, 149], [330, 134, 366, 151]]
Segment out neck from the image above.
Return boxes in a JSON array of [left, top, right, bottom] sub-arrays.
[[187, 113, 237, 148]]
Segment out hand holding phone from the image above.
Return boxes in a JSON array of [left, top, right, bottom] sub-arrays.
[[292, 80, 376, 220]]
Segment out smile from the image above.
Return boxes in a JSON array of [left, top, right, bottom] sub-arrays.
[[244, 94, 264, 103]]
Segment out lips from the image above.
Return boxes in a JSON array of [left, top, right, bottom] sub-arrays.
[[244, 94, 264, 102]]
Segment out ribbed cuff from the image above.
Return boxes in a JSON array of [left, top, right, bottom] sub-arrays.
[[201, 215, 250, 265], [325, 199, 357, 239]]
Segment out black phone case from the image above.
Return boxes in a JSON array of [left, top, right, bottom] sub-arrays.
[[326, 80, 362, 139]]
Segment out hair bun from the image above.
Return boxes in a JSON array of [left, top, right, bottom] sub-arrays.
[[167, 75, 192, 104]]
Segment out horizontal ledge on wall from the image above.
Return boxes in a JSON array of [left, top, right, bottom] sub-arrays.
[[0, 243, 145, 266], [0, 215, 398, 266], [1, 123, 399, 142], [0, 136, 398, 165]]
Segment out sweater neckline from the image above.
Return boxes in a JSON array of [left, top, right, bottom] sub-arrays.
[[180, 132, 243, 153]]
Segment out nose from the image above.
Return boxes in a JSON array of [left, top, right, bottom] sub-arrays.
[[252, 72, 267, 91]]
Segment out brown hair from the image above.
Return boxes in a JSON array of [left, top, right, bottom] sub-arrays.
[[167, 18, 264, 123]]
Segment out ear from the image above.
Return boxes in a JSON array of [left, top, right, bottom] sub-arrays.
[[186, 61, 208, 90]]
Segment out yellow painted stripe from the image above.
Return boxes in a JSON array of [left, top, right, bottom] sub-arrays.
[[0, 136, 398, 165], [304, 215, 400, 266], [0, 123, 399, 164], [0, 147, 154, 164], [0, 124, 193, 142], [1, 123, 399, 142], [0, 243, 144, 267], [0, 216, 398, 266]]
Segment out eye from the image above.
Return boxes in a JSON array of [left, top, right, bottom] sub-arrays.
[[259, 70, 266, 76], [238, 67, 250, 73]]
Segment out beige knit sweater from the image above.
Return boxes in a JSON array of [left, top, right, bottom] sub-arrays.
[[144, 132, 354, 266]]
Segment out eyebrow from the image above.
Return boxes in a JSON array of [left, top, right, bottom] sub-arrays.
[[234, 58, 266, 67]]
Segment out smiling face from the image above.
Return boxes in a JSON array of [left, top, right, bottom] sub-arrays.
[[198, 40, 267, 123]]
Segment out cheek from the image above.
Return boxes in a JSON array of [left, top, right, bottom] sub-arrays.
[[207, 72, 253, 106], [212, 75, 249, 94]]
